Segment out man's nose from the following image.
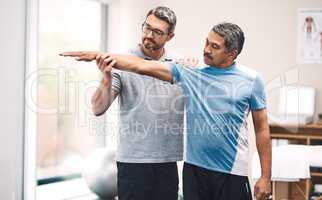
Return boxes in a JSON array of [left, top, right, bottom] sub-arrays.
[[146, 30, 154, 38], [204, 45, 211, 54]]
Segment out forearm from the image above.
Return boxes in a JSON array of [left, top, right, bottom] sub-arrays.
[[111, 54, 144, 73], [255, 129, 272, 180], [91, 78, 117, 116], [112, 54, 173, 82]]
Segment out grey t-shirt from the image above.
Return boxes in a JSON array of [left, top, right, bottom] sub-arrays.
[[112, 46, 184, 163]]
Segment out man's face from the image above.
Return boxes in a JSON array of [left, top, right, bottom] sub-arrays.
[[141, 14, 173, 51], [203, 31, 232, 67]]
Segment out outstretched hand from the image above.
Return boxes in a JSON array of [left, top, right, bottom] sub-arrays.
[[59, 51, 99, 62], [60, 51, 117, 84]]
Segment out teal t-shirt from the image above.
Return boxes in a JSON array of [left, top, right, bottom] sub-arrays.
[[170, 62, 266, 176]]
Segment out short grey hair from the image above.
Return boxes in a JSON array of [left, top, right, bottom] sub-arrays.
[[146, 6, 177, 33], [212, 22, 245, 56]]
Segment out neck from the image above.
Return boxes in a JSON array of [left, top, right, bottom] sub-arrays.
[[216, 60, 235, 68], [140, 44, 165, 60]]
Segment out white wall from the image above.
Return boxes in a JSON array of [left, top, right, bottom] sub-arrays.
[[108, 0, 162, 52], [0, 0, 26, 199], [296, 0, 322, 121]]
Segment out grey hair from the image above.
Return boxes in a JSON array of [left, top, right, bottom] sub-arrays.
[[212, 22, 245, 56], [146, 6, 177, 33]]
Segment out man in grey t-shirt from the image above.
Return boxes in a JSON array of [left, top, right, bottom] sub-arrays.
[[112, 46, 184, 164], [61, 6, 184, 200]]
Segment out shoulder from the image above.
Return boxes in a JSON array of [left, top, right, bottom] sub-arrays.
[[164, 49, 183, 61], [127, 48, 142, 56], [235, 64, 258, 78], [234, 64, 261, 83], [125, 48, 141, 56], [169, 62, 197, 71]]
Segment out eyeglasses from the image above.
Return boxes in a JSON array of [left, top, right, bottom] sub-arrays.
[[141, 23, 167, 38]]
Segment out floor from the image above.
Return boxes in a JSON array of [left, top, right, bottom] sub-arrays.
[[37, 178, 117, 200]]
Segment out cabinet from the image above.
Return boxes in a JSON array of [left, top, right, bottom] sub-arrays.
[[269, 124, 322, 200]]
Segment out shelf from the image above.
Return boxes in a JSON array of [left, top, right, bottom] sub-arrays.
[[311, 172, 322, 177]]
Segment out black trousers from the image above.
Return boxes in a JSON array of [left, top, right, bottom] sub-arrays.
[[117, 162, 179, 200], [183, 162, 252, 200]]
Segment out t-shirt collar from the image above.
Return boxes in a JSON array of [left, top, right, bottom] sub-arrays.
[[135, 44, 171, 61]]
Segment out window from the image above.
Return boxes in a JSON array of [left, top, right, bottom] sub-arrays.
[[36, 0, 109, 183]]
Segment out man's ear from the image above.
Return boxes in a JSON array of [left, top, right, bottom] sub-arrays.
[[229, 49, 238, 59], [166, 32, 175, 42]]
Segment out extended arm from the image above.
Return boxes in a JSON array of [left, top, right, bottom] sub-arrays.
[[104, 54, 173, 82], [59, 51, 197, 83], [58, 51, 118, 116], [60, 51, 175, 114], [60, 52, 173, 82]]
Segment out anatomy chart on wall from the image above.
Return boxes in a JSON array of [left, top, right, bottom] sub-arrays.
[[297, 8, 322, 64]]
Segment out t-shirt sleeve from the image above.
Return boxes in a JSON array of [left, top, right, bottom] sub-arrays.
[[169, 62, 183, 83], [249, 75, 267, 111], [111, 69, 122, 92], [111, 48, 143, 92]]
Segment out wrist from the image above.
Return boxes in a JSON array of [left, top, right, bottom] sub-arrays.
[[101, 77, 111, 87], [260, 176, 271, 181]]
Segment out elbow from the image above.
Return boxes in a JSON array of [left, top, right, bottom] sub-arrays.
[[91, 104, 106, 116], [93, 111, 103, 117], [92, 108, 104, 116]]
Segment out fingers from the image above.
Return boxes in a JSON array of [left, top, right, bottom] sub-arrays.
[[97, 53, 110, 69], [254, 185, 264, 200], [60, 51, 98, 62], [254, 187, 270, 200], [255, 191, 265, 200], [60, 51, 115, 73], [254, 185, 259, 199], [108, 59, 117, 69], [95, 53, 115, 74], [96, 53, 102, 66], [75, 56, 86, 61], [102, 57, 114, 71], [59, 51, 84, 57], [103, 59, 116, 74], [76, 55, 94, 62]]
